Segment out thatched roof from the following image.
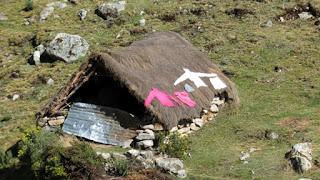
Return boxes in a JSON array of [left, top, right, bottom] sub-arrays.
[[38, 32, 239, 129]]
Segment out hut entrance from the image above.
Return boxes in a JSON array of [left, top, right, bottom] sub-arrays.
[[69, 67, 153, 127]]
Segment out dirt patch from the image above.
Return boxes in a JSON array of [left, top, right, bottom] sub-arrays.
[[225, 8, 255, 18], [276, 117, 310, 132], [276, 3, 320, 21], [158, 12, 176, 22]]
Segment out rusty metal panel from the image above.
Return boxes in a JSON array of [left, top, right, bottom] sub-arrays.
[[62, 102, 138, 146]]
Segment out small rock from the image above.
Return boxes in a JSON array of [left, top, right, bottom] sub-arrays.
[[170, 126, 178, 132], [47, 78, 54, 86], [298, 178, 312, 180], [265, 131, 279, 140], [177, 127, 190, 134], [48, 116, 65, 126], [177, 169, 187, 178], [140, 150, 154, 159], [136, 131, 155, 141], [96, 1, 126, 20], [97, 152, 111, 160], [190, 123, 199, 131], [153, 123, 164, 131], [40, 6, 55, 22], [155, 157, 184, 174], [33, 51, 41, 65], [298, 12, 313, 20], [47, 2, 67, 9], [136, 155, 155, 169], [240, 152, 250, 161], [137, 140, 154, 148], [261, 20, 272, 28], [112, 152, 127, 160], [121, 139, 133, 148], [12, 94, 20, 101], [0, 12, 8, 21], [139, 18, 146, 26], [210, 104, 219, 113], [142, 124, 154, 130], [192, 118, 204, 127], [127, 149, 140, 157], [249, 147, 258, 153], [211, 97, 224, 106], [279, 16, 285, 22], [79, 9, 87, 20], [46, 33, 89, 63]]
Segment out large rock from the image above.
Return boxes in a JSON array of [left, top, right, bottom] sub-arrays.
[[46, 33, 89, 63], [155, 157, 185, 176], [95, 1, 126, 20], [286, 143, 312, 173]]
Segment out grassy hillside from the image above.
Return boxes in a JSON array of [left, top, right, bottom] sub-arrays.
[[1, 0, 320, 179]]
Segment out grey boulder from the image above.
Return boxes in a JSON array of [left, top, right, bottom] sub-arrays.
[[286, 142, 312, 173], [95, 1, 126, 20], [155, 157, 186, 176], [46, 33, 89, 63]]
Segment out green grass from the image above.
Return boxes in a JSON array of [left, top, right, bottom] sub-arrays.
[[1, 0, 320, 179]]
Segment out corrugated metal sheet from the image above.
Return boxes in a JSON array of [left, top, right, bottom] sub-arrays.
[[62, 102, 138, 146]]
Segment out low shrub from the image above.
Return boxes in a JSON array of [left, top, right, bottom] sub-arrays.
[[17, 129, 105, 179], [25, 0, 33, 11], [0, 149, 13, 169], [157, 132, 190, 158]]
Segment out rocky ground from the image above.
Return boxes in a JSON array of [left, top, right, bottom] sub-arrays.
[[1, 0, 320, 179]]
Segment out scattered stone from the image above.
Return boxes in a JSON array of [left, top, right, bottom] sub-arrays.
[[97, 152, 111, 160], [136, 155, 155, 169], [177, 127, 190, 134], [155, 157, 185, 174], [139, 18, 146, 26], [127, 149, 140, 157], [177, 169, 187, 178], [211, 97, 224, 106], [12, 94, 20, 101], [136, 131, 155, 141], [193, 118, 204, 127], [121, 139, 133, 148], [298, 12, 313, 20], [153, 123, 164, 131], [286, 143, 312, 173], [46, 33, 89, 63], [140, 150, 154, 159], [40, 6, 55, 22], [261, 20, 273, 28], [249, 147, 258, 153], [96, 1, 126, 20], [240, 152, 250, 161], [190, 123, 200, 131], [298, 178, 312, 180], [210, 104, 219, 113], [33, 51, 41, 65], [10, 71, 20, 78], [79, 9, 87, 20], [142, 124, 154, 130], [47, 1, 67, 9], [265, 131, 279, 140], [112, 152, 127, 160], [279, 16, 285, 22], [137, 140, 154, 148], [170, 126, 178, 132], [48, 116, 65, 126], [0, 12, 8, 21], [47, 78, 54, 86]]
